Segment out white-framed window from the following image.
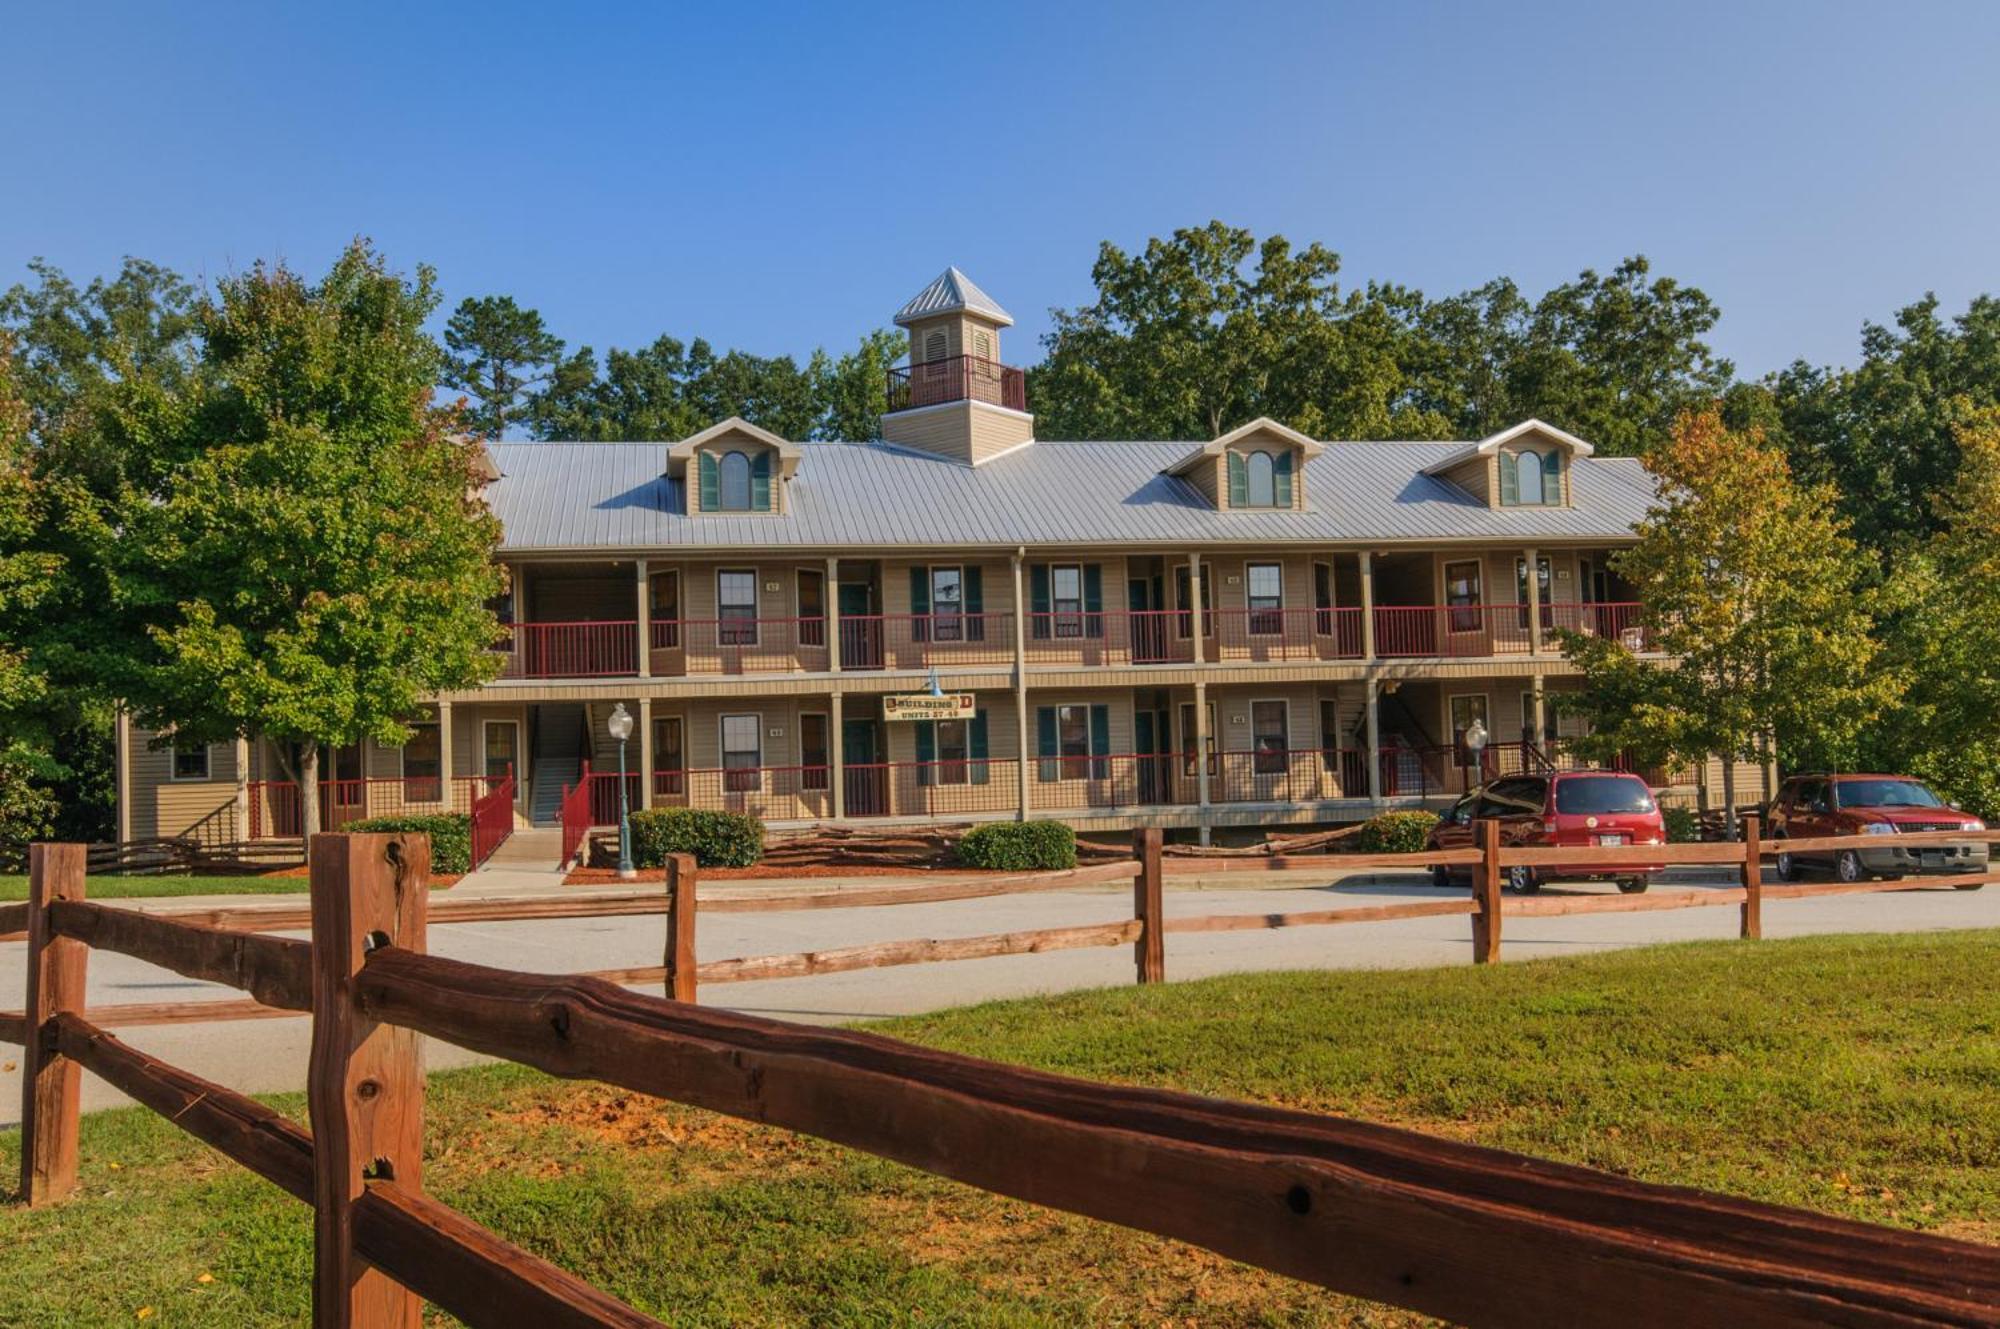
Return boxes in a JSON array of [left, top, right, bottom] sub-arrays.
[[1518, 450, 1546, 505], [718, 568, 758, 646], [722, 713, 762, 792], [1445, 559, 1484, 633], [1050, 563, 1083, 637], [930, 565, 963, 641], [1245, 450, 1277, 506], [1251, 700, 1288, 775], [718, 450, 752, 511], [169, 740, 210, 782], [1247, 562, 1284, 635], [934, 718, 970, 784]]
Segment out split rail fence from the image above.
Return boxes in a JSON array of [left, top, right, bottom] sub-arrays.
[[4, 827, 1999, 1326]]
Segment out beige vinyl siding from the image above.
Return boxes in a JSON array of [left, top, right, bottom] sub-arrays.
[[128, 726, 239, 842], [880, 399, 1033, 465], [1440, 454, 1493, 503]]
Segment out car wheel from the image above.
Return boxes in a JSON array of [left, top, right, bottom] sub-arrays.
[[1835, 850, 1867, 884], [1774, 846, 1800, 882], [1617, 876, 1650, 894], [1506, 865, 1540, 894]]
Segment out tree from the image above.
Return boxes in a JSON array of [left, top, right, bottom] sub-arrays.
[[441, 295, 565, 438], [1860, 402, 2000, 818], [0, 334, 63, 846], [1555, 410, 1894, 827], [1031, 222, 1449, 441], [807, 328, 905, 440], [525, 334, 831, 441], [116, 241, 503, 839]]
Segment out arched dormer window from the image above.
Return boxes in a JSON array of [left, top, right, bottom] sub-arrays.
[[1246, 450, 1276, 507], [718, 450, 752, 511], [1518, 450, 1545, 505], [1498, 448, 1562, 506]]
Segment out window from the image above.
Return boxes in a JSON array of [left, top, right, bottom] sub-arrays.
[[935, 719, 970, 784], [1444, 560, 1483, 634], [799, 713, 829, 791], [718, 450, 752, 511], [1245, 450, 1276, 506], [170, 741, 210, 781], [973, 330, 992, 361], [923, 330, 947, 363], [1500, 448, 1561, 507], [402, 721, 442, 801], [1252, 700, 1288, 775], [649, 570, 680, 648], [1058, 706, 1091, 777], [1051, 563, 1083, 638], [718, 569, 758, 646], [1519, 450, 1545, 505], [1179, 701, 1217, 778], [1247, 562, 1284, 635], [930, 566, 963, 641], [653, 716, 685, 798], [1037, 704, 1107, 781], [722, 714, 761, 792]]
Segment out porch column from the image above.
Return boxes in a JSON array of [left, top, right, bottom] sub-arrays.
[[233, 735, 251, 840], [637, 697, 653, 809], [1365, 677, 1384, 807], [1524, 546, 1543, 654], [830, 691, 846, 820], [635, 559, 651, 679], [825, 556, 842, 673], [437, 701, 454, 801], [115, 708, 132, 843], [1193, 679, 1211, 845], [1013, 550, 1030, 822], [1186, 553, 1204, 665], [1358, 551, 1377, 661]]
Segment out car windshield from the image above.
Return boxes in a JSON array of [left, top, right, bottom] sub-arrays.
[[1554, 775, 1655, 815], [1834, 779, 1943, 809]]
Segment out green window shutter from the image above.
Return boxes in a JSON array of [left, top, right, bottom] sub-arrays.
[[1083, 564, 1103, 639], [1088, 703, 1110, 779], [969, 711, 990, 785], [1273, 449, 1293, 507], [909, 568, 930, 642], [1227, 452, 1247, 507], [750, 450, 772, 509], [698, 452, 719, 512], [964, 566, 984, 641], [916, 721, 936, 786], [1543, 450, 1562, 504], [1030, 566, 1051, 639], [1498, 452, 1519, 506], [1036, 707, 1058, 782]]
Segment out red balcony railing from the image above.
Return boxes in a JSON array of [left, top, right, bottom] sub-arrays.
[[1027, 751, 1200, 812], [248, 775, 508, 839], [843, 759, 1024, 818], [833, 614, 1015, 671], [1371, 603, 1648, 658], [653, 617, 832, 675], [500, 621, 639, 678], [1211, 608, 1364, 662], [885, 355, 1026, 413], [1545, 602, 1656, 652]]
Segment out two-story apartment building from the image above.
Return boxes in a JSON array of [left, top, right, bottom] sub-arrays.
[[115, 268, 1763, 850]]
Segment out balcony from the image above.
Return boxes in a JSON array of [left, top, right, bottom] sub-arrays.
[[1372, 603, 1650, 659], [885, 354, 1026, 414]]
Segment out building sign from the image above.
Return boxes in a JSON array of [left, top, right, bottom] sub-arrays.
[[883, 692, 974, 722]]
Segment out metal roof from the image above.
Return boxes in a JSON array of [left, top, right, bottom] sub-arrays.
[[893, 268, 1014, 328], [485, 438, 1657, 553]]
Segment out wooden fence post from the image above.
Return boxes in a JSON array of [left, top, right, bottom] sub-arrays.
[[1132, 827, 1165, 984], [664, 853, 698, 1003], [20, 843, 87, 1207], [1739, 813, 1763, 941], [308, 832, 428, 1328], [1473, 819, 1503, 965]]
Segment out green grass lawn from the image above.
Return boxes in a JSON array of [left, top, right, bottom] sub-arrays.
[[1, 930, 1995, 1326], [0, 872, 308, 902]]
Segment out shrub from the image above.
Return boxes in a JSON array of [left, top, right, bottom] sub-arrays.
[[956, 821, 1077, 871], [1350, 810, 1439, 855], [1662, 804, 1700, 843], [628, 808, 764, 868], [344, 813, 472, 874]]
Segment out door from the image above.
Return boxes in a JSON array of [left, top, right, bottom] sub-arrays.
[[483, 721, 519, 785], [327, 743, 365, 828], [799, 712, 830, 792], [1443, 560, 1485, 651], [842, 718, 885, 816], [838, 582, 881, 669], [649, 569, 680, 650], [797, 570, 826, 649], [1134, 707, 1174, 804], [651, 716, 685, 802], [1128, 578, 1170, 663]]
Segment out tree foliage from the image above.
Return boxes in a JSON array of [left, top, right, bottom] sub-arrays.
[[441, 294, 565, 438], [0, 334, 63, 844], [1555, 411, 1895, 818]]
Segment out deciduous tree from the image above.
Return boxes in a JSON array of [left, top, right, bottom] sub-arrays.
[[1556, 410, 1894, 827], [0, 334, 63, 845]]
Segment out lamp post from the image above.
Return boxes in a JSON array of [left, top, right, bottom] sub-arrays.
[[1463, 718, 1488, 794], [608, 702, 636, 880]]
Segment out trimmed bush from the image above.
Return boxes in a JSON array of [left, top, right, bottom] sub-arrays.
[[344, 813, 472, 874], [1350, 809, 1439, 855], [955, 821, 1077, 871], [628, 808, 764, 868], [1662, 804, 1700, 844]]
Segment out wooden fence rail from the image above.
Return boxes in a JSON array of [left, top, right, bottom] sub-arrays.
[[5, 832, 2000, 1326]]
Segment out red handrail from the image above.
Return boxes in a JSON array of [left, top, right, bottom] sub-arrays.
[[469, 766, 516, 869], [559, 761, 593, 867]]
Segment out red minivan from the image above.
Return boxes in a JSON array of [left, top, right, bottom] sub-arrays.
[[1427, 771, 1667, 894]]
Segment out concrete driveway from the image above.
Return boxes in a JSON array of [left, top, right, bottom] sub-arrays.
[[2, 868, 1994, 1124]]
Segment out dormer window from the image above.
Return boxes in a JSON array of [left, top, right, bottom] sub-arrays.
[[1228, 447, 1292, 508], [1500, 448, 1562, 507], [719, 450, 752, 510], [1246, 450, 1276, 506], [670, 418, 799, 515]]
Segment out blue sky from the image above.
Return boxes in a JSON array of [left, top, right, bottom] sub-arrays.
[[8, 1, 1998, 382]]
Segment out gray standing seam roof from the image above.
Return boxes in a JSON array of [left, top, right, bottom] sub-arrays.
[[485, 439, 1657, 553]]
